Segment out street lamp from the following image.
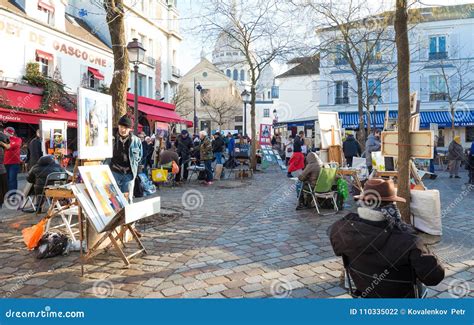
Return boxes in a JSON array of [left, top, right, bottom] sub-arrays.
[[369, 93, 380, 133], [241, 90, 250, 136], [126, 38, 146, 135], [193, 79, 202, 134]]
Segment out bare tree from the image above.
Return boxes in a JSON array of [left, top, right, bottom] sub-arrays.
[[395, 0, 411, 222], [100, 0, 130, 125], [199, 0, 294, 170], [436, 56, 474, 134], [172, 85, 193, 119], [202, 89, 241, 130]]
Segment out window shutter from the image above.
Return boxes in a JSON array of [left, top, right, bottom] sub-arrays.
[[449, 33, 459, 59]]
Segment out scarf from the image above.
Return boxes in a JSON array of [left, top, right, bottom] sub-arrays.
[[374, 203, 410, 231]]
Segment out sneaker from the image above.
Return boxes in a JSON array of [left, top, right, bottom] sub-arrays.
[[455, 176, 461, 179]]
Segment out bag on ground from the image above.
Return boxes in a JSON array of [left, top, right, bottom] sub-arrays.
[[35, 232, 70, 259], [138, 173, 156, 196]]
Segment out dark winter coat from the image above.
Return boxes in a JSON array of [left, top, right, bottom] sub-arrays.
[[343, 135, 361, 158], [27, 156, 65, 195], [27, 137, 43, 168], [212, 136, 225, 153], [447, 141, 464, 161], [293, 135, 303, 153], [176, 134, 193, 160], [330, 212, 444, 298], [298, 152, 323, 187]]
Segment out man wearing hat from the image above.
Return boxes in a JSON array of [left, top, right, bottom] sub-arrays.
[[110, 115, 142, 202], [175, 129, 193, 183], [3, 127, 22, 193], [330, 178, 444, 298]]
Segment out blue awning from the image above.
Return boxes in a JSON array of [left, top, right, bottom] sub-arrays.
[[340, 110, 474, 129]]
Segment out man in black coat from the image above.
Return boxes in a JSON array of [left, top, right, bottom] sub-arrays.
[[175, 130, 193, 182], [212, 132, 225, 165], [342, 133, 361, 167], [27, 155, 65, 195], [27, 129, 43, 170], [330, 178, 444, 298], [293, 131, 304, 153]]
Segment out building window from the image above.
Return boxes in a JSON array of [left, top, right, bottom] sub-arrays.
[[226, 69, 231, 78], [429, 75, 447, 101], [335, 43, 348, 65], [368, 79, 382, 99], [35, 50, 53, 77], [148, 77, 153, 98], [235, 116, 243, 122], [233, 69, 238, 81], [240, 69, 245, 81], [200, 89, 210, 105], [335, 81, 349, 104], [429, 35, 447, 60], [37, 1, 54, 26], [271, 85, 279, 99], [263, 109, 270, 118], [268, 91, 271, 99], [369, 42, 382, 63], [137, 73, 146, 96], [466, 127, 474, 143]]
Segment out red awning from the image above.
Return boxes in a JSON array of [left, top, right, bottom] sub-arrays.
[[36, 50, 53, 61], [38, 0, 55, 12], [0, 89, 77, 127], [126, 93, 192, 126], [88, 67, 105, 80]]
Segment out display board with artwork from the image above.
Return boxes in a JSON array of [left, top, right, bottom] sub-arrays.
[[259, 124, 272, 145], [77, 88, 113, 160], [39, 120, 67, 160]]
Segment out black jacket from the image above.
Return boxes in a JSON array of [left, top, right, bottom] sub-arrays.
[[176, 135, 193, 160], [343, 135, 362, 157], [330, 213, 444, 298], [293, 136, 303, 153], [27, 156, 65, 195], [212, 136, 225, 153], [27, 137, 43, 167]]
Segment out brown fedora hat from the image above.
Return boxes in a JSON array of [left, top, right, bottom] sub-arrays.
[[354, 178, 406, 203]]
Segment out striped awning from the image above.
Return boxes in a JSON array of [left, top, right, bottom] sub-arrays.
[[340, 110, 474, 129]]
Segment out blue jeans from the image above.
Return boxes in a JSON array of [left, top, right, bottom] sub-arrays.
[[112, 171, 135, 202], [214, 152, 223, 165], [204, 160, 213, 182], [6, 164, 20, 192]]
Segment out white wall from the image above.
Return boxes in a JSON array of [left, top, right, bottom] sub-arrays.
[[276, 74, 319, 121]]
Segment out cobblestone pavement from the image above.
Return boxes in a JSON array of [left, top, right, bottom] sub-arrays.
[[0, 167, 472, 298]]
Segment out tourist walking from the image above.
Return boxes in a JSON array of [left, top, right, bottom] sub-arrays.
[[447, 136, 464, 179]]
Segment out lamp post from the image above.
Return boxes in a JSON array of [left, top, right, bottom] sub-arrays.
[[193, 78, 202, 134], [126, 38, 146, 135], [241, 90, 250, 136], [370, 93, 380, 133]]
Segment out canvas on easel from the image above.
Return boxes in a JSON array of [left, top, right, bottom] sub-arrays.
[[318, 111, 342, 149], [381, 131, 434, 159]]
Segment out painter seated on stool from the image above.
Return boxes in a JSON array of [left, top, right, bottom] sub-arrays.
[[329, 178, 445, 298], [27, 155, 65, 195]]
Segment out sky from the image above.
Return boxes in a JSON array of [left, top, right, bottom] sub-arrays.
[[177, 0, 474, 75]]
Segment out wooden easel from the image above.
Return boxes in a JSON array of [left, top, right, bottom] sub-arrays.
[[328, 126, 343, 165]]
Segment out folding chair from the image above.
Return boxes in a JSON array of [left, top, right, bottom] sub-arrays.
[[45, 204, 80, 241], [298, 167, 339, 215], [35, 172, 70, 215], [187, 159, 205, 182], [342, 255, 427, 298]]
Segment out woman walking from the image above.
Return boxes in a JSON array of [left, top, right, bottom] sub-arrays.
[[447, 136, 464, 179]]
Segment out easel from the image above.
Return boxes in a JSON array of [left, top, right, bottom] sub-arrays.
[[328, 126, 343, 165], [374, 160, 426, 190]]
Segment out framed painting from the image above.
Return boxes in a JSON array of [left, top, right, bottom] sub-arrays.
[[78, 165, 128, 232], [39, 120, 67, 159], [77, 87, 113, 160]]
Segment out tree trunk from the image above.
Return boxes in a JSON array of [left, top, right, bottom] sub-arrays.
[[395, 0, 411, 223], [356, 76, 367, 149], [250, 86, 257, 171], [104, 0, 129, 125], [451, 105, 455, 137]]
